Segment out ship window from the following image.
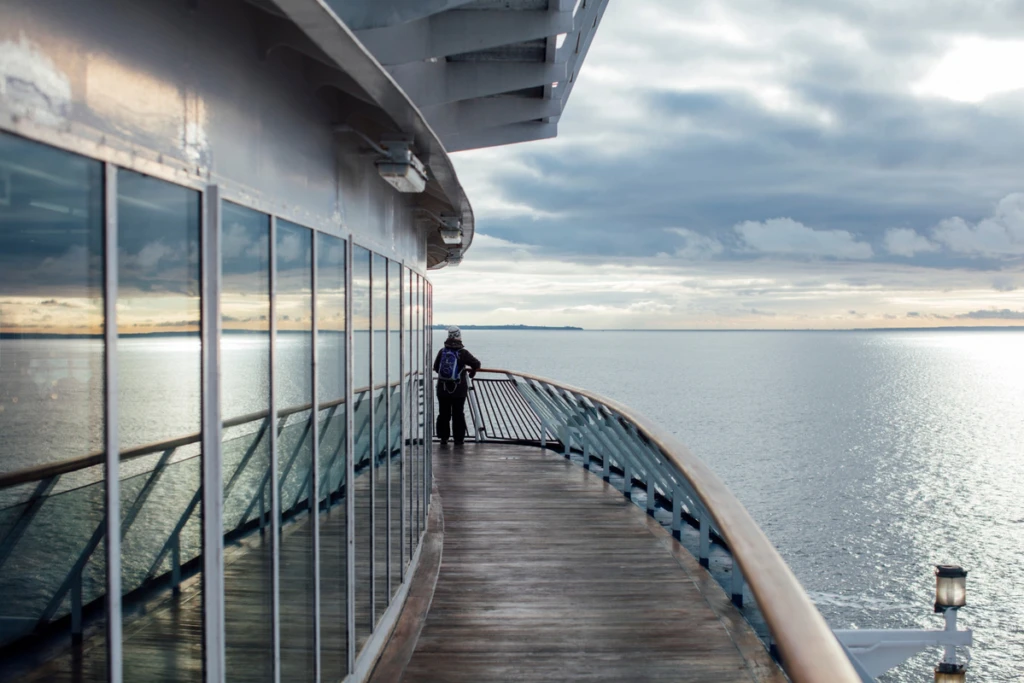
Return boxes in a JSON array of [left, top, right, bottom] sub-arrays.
[[275, 219, 315, 678], [317, 231, 348, 679], [351, 243, 372, 653], [116, 169, 203, 677], [220, 201, 273, 680], [0, 131, 107, 665]]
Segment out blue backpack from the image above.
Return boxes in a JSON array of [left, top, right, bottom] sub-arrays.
[[438, 348, 461, 382]]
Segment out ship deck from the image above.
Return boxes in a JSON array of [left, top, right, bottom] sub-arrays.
[[8, 441, 784, 682], [372, 442, 785, 682]]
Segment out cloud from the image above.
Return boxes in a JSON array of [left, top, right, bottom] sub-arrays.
[[664, 228, 724, 259], [931, 193, 1024, 256], [734, 218, 873, 259], [956, 308, 1024, 320], [438, 1, 1024, 327], [992, 275, 1018, 292], [884, 228, 938, 257]]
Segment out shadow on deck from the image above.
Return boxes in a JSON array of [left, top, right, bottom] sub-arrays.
[[373, 442, 785, 683]]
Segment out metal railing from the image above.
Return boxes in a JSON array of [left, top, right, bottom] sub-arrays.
[[463, 369, 861, 683], [0, 379, 414, 652]]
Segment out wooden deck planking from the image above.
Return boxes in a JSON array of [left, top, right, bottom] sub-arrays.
[[399, 442, 783, 683]]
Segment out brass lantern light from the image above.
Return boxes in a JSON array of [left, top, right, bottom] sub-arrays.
[[934, 662, 967, 683], [934, 565, 967, 612]]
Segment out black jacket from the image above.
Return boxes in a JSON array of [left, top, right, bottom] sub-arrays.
[[433, 340, 481, 400]]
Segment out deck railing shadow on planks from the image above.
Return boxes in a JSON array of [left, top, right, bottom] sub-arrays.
[[461, 368, 862, 683]]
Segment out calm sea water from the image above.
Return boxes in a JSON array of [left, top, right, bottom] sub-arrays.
[[435, 329, 1024, 683], [2, 330, 1021, 679]]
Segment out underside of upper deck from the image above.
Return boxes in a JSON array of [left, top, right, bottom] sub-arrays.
[[372, 442, 785, 682]]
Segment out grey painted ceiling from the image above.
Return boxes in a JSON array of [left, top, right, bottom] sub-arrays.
[[330, 0, 610, 152]]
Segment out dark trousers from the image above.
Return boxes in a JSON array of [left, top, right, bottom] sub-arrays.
[[436, 394, 467, 443]]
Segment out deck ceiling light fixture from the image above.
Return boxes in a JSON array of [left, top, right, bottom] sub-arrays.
[[438, 215, 463, 245], [446, 247, 463, 265], [376, 139, 427, 193], [935, 565, 967, 612]]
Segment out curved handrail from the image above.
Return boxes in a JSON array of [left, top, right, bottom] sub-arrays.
[[474, 368, 860, 683], [0, 378, 411, 490]]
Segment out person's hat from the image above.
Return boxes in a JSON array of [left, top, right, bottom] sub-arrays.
[[447, 326, 461, 340]]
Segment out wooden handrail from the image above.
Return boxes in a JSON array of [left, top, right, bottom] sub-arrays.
[[0, 378, 412, 490], [474, 368, 860, 683]]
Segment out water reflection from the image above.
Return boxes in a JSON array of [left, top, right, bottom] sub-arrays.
[[317, 232, 348, 680], [220, 203, 272, 681], [116, 169, 203, 679], [0, 132, 107, 666], [352, 245, 372, 653], [388, 260, 402, 598], [276, 220, 314, 680]]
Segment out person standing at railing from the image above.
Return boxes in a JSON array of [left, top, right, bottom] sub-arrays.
[[433, 326, 481, 447]]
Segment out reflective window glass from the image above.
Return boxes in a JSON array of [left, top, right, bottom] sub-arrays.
[[316, 232, 347, 680], [372, 253, 389, 621], [388, 260, 402, 597], [276, 220, 314, 679], [220, 202, 272, 681], [404, 267, 414, 569], [116, 169, 202, 679], [0, 132, 106, 675], [351, 245, 372, 653]]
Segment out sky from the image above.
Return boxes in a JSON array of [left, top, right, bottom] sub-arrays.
[[437, 0, 1024, 329]]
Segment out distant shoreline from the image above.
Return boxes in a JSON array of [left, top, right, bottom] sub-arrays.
[[432, 324, 584, 331], [5, 325, 1022, 340]]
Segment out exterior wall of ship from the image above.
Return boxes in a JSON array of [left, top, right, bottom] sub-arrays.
[[0, 1, 434, 681]]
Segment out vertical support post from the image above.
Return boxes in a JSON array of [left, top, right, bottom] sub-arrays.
[[171, 533, 181, 594], [646, 473, 657, 517], [344, 237, 356, 673], [310, 231, 322, 682], [72, 566, 83, 644], [698, 514, 710, 568], [561, 425, 571, 459], [943, 608, 958, 664], [102, 162, 123, 681], [671, 486, 683, 540], [268, 216, 281, 683], [730, 558, 744, 608], [601, 433, 611, 482], [201, 184, 225, 683], [582, 441, 590, 471]]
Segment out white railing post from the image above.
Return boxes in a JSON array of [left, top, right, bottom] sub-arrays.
[[730, 559, 744, 608], [671, 486, 683, 540], [698, 514, 711, 568]]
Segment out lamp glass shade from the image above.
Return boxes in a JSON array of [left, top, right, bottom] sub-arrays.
[[439, 227, 462, 245], [376, 161, 427, 193], [934, 662, 966, 683], [935, 565, 967, 610]]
